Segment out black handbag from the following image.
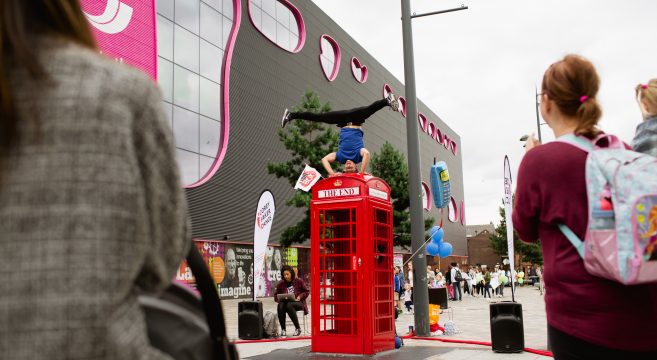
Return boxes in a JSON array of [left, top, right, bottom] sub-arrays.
[[139, 245, 239, 360]]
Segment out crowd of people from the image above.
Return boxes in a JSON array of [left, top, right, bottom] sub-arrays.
[[394, 262, 544, 313]]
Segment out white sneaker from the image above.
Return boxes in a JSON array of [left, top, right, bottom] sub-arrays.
[[385, 93, 399, 111], [281, 108, 290, 128], [280, 330, 286, 337]]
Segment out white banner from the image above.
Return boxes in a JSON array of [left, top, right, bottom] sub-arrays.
[[503, 156, 516, 297], [294, 164, 322, 192], [253, 190, 275, 301]]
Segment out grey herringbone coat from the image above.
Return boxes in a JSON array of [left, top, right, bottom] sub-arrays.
[[0, 38, 189, 359], [631, 116, 657, 157]]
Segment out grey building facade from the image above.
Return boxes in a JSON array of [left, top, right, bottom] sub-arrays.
[[154, 0, 466, 254]]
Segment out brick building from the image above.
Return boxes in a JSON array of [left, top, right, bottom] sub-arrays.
[[466, 224, 501, 269]]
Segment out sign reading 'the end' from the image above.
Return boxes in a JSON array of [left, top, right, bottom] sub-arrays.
[[317, 187, 360, 199]]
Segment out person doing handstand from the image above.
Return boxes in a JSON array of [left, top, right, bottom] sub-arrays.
[[281, 94, 399, 176]]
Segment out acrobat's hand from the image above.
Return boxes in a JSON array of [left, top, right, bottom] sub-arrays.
[[329, 172, 341, 177]]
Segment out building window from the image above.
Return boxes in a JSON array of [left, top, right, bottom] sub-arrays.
[[248, 0, 305, 53], [350, 57, 368, 83], [320, 35, 340, 81], [157, 0, 234, 187]]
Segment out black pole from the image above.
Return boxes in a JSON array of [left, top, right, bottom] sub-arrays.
[[535, 86, 542, 143]]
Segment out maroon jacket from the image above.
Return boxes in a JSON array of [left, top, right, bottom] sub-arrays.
[[513, 141, 657, 351], [274, 278, 309, 315]]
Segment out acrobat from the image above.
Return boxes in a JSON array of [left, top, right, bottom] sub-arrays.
[[281, 94, 399, 176]]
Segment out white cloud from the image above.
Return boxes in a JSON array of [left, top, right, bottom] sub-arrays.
[[311, 0, 657, 225]]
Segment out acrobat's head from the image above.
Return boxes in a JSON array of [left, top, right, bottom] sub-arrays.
[[343, 160, 358, 173]]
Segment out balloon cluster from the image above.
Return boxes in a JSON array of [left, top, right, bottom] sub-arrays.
[[425, 225, 453, 258]]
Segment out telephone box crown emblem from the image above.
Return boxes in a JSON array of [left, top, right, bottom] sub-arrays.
[[333, 180, 342, 187]]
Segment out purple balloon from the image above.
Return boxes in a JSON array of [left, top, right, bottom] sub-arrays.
[[426, 242, 440, 256], [438, 242, 453, 258]]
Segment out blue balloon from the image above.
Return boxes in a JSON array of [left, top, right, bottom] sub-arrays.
[[426, 225, 441, 238], [426, 242, 440, 256], [431, 228, 444, 244], [438, 242, 453, 258]]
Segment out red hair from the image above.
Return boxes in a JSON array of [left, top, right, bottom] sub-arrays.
[[542, 55, 602, 138]]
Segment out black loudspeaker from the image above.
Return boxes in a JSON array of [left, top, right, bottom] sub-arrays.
[[238, 301, 263, 340], [428, 288, 449, 309], [490, 302, 524, 353]]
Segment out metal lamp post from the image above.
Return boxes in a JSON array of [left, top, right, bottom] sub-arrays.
[[400, 0, 467, 337]]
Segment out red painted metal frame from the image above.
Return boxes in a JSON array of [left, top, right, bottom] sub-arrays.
[[310, 174, 394, 355]]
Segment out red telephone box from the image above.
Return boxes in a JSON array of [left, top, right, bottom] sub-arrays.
[[310, 174, 394, 355]]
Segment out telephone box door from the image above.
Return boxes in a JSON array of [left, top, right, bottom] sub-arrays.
[[312, 201, 363, 353]]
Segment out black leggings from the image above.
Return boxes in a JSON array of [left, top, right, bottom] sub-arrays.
[[289, 99, 388, 127], [277, 301, 303, 331], [548, 325, 657, 360]]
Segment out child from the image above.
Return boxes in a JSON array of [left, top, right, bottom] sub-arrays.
[[403, 283, 413, 313], [281, 94, 399, 175], [632, 79, 657, 157]]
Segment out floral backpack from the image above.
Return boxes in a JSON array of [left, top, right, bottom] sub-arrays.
[[557, 133, 657, 285]]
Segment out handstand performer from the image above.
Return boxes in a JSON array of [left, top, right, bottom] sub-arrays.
[[281, 94, 399, 176]]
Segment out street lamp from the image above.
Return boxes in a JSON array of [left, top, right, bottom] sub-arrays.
[[400, 0, 467, 337]]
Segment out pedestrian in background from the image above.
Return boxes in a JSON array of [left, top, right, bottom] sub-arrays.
[[426, 265, 436, 286], [632, 79, 657, 157], [0, 1, 189, 359], [515, 54, 657, 358]]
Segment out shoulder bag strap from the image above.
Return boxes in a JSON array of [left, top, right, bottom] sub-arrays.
[[186, 245, 238, 360]]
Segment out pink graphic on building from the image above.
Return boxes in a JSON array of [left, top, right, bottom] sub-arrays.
[[80, 0, 157, 79]]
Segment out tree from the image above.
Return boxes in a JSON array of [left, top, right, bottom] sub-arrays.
[[489, 199, 543, 265], [370, 142, 433, 249], [267, 91, 338, 246]]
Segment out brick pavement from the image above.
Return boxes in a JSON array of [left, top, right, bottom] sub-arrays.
[[224, 285, 550, 359]]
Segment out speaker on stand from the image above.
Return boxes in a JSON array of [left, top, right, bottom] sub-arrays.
[[490, 301, 524, 353], [238, 301, 263, 340]]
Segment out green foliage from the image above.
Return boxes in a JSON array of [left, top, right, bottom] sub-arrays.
[[267, 91, 338, 246], [371, 142, 433, 248], [489, 198, 543, 265]]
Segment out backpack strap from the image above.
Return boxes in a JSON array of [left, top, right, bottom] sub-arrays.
[[557, 224, 585, 258], [556, 133, 593, 153]]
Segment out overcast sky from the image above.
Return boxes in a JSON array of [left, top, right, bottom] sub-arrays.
[[311, 0, 657, 226]]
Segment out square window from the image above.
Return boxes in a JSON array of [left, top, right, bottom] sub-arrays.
[[275, 1, 289, 25], [173, 65, 199, 112], [223, 0, 234, 20], [162, 101, 173, 129], [200, 116, 221, 157], [157, 15, 174, 60], [261, 0, 276, 17], [203, 0, 222, 11], [289, 13, 299, 35], [157, 0, 174, 19], [174, 25, 199, 72], [157, 57, 173, 102], [200, 40, 223, 84], [250, 3, 262, 29], [276, 22, 289, 50], [290, 32, 299, 50], [222, 18, 233, 48], [175, 0, 200, 34], [176, 149, 199, 186], [200, 78, 221, 120], [200, 3, 223, 48], [261, 13, 275, 40], [173, 106, 199, 153], [199, 155, 216, 180]]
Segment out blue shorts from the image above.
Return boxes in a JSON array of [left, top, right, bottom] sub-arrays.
[[335, 128, 364, 164]]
